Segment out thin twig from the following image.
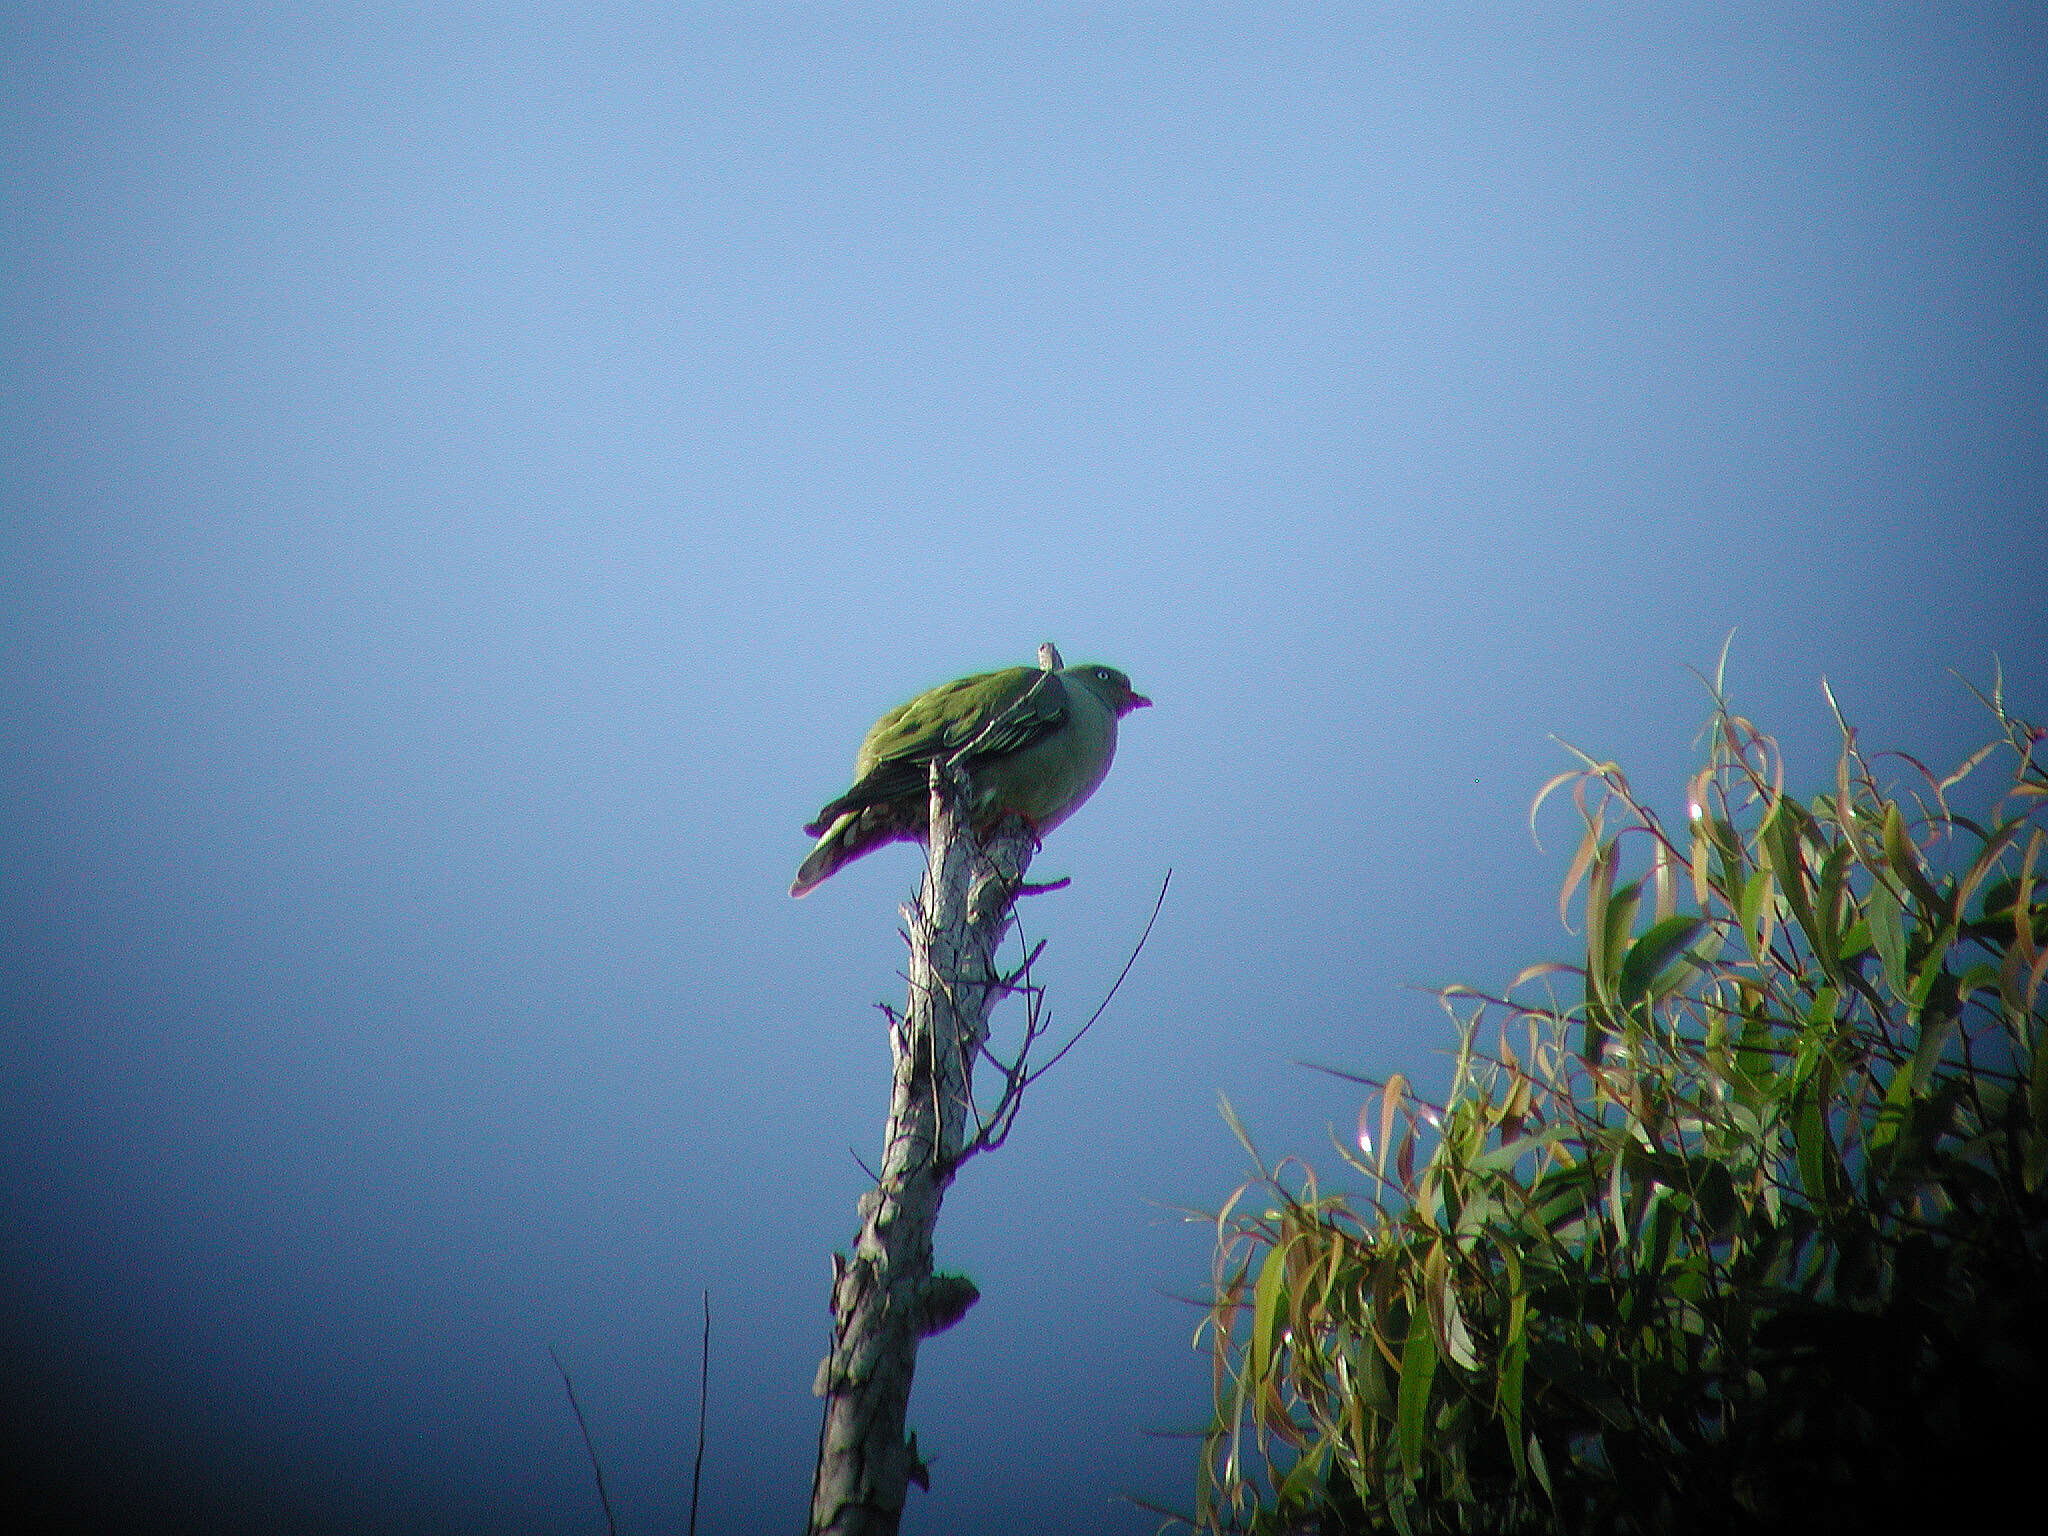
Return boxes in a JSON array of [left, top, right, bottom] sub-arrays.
[[961, 907, 1049, 1154], [1018, 868, 1172, 1089], [961, 869, 1173, 1158], [548, 1344, 619, 1536], [689, 1289, 710, 1536]]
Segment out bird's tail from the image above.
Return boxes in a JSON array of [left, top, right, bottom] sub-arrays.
[[790, 819, 855, 897]]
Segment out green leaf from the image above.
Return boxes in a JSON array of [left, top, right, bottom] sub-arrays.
[[1812, 839, 1857, 973], [1423, 1242, 1479, 1370], [1216, 1091, 1265, 1172], [1526, 1429, 1554, 1500], [1249, 1239, 1290, 1392], [1793, 1088, 1835, 1206], [1692, 1157, 1739, 1237], [1377, 1073, 1409, 1182], [1497, 1293, 1529, 1478], [1867, 1063, 1917, 1162], [1882, 801, 1945, 914], [1955, 818, 2027, 919], [1908, 1002, 1962, 1094], [1469, 1127, 1563, 1178], [1584, 845, 1623, 1002], [1275, 1444, 1331, 1503], [1600, 880, 1643, 1004], [2025, 1102, 2048, 1193], [1867, 875, 1909, 1003], [1738, 867, 1778, 956], [1733, 1007, 1781, 1096], [1395, 1301, 1438, 1480], [1766, 799, 1827, 971], [2031, 1019, 2048, 1153], [1908, 922, 1960, 1019], [1618, 915, 1705, 1008]]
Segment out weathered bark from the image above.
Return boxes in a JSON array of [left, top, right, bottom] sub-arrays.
[[805, 761, 1036, 1536]]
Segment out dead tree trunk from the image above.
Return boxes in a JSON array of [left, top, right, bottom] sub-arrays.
[[805, 760, 1037, 1536]]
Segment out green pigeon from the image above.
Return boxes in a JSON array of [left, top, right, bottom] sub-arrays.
[[791, 650, 1151, 897]]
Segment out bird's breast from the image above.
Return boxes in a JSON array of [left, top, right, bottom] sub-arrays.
[[973, 688, 1118, 834]]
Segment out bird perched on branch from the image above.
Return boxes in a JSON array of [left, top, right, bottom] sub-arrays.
[[791, 646, 1151, 896]]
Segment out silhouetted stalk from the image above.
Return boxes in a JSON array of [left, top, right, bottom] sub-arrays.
[[548, 1344, 619, 1536], [690, 1289, 709, 1536]]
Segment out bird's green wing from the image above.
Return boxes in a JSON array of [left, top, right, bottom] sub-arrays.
[[804, 667, 1068, 832]]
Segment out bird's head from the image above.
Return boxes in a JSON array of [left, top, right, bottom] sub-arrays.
[[1068, 664, 1153, 717]]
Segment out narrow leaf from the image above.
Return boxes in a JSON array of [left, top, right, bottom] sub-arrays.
[[1249, 1240, 1290, 1393], [1378, 1074, 1408, 1182], [1867, 875, 1909, 1002], [1618, 915, 1704, 1009], [1395, 1302, 1438, 1480], [1882, 801, 1944, 914]]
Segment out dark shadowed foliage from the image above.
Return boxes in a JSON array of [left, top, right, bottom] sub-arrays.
[[1198, 669, 2048, 1533]]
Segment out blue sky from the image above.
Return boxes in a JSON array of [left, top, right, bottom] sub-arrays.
[[5, 5, 2044, 1533]]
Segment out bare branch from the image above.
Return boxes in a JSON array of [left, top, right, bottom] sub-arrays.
[[548, 1345, 619, 1536], [689, 1291, 710, 1536], [957, 869, 1173, 1160], [807, 766, 1038, 1536], [1013, 869, 1172, 1092]]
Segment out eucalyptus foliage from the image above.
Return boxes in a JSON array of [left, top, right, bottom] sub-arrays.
[[1197, 678, 2048, 1534]]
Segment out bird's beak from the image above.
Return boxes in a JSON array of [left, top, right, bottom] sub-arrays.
[[1128, 692, 1153, 710]]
